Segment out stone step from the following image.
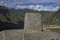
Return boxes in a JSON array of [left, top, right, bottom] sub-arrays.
[[0, 29, 24, 40]]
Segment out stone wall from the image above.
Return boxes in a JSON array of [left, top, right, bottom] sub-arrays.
[[24, 13, 41, 40], [0, 13, 60, 40], [24, 13, 41, 33], [0, 30, 24, 40]]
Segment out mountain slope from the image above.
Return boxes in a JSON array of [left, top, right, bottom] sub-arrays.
[[45, 9, 60, 25], [0, 6, 24, 30]]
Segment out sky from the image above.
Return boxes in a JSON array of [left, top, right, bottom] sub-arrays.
[[0, 0, 60, 11]]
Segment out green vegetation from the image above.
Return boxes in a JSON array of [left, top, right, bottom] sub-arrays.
[[0, 6, 25, 30], [44, 9, 60, 25], [9, 12, 20, 24], [0, 6, 25, 24]]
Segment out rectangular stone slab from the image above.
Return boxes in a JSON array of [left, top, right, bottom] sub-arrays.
[[24, 13, 41, 40], [24, 13, 41, 33]]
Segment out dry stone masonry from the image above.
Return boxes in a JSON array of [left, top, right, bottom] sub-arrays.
[[0, 13, 60, 40], [24, 13, 41, 40], [24, 13, 41, 33]]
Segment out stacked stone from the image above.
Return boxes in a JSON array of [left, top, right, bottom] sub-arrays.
[[24, 13, 41, 40]]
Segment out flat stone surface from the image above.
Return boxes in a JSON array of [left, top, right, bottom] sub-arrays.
[[0, 31, 4, 40], [24, 13, 42, 40], [38, 31, 59, 40], [24, 31, 60, 40], [4, 29, 24, 40], [24, 30, 40, 40]]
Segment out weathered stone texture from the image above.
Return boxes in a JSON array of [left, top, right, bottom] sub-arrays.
[[0, 31, 4, 40], [24, 13, 41, 40], [24, 13, 41, 33], [4, 30, 24, 40]]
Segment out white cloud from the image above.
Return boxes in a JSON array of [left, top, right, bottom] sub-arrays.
[[0, 0, 60, 9], [16, 5, 26, 9], [16, 4, 60, 11]]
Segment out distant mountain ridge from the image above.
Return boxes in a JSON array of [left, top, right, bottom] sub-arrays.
[[16, 2, 60, 11]]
